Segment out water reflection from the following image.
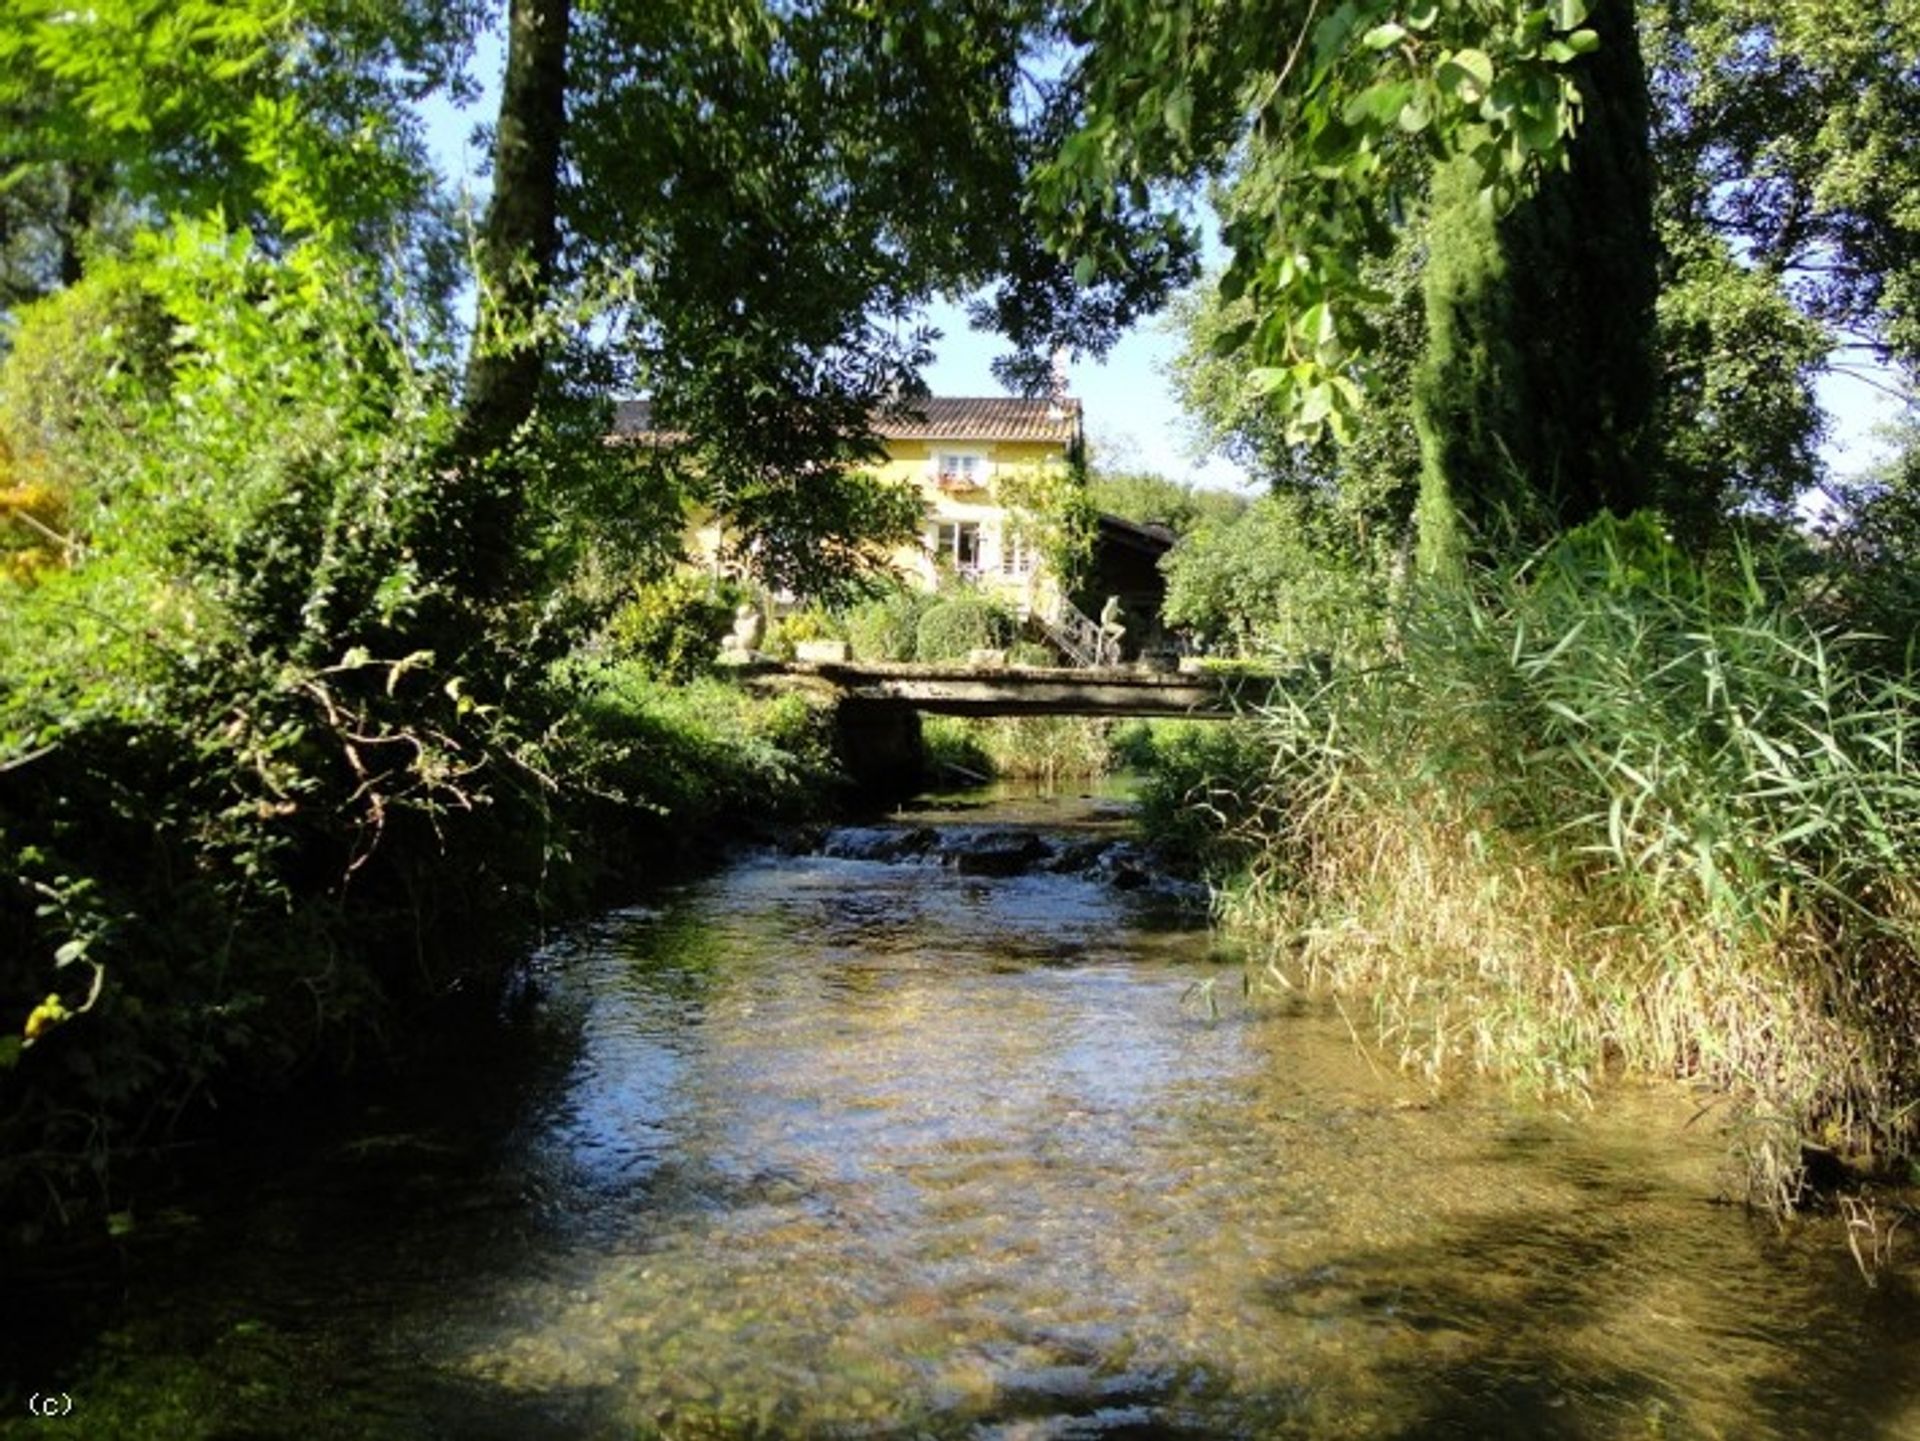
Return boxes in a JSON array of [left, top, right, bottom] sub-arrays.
[[426, 822, 1920, 1439]]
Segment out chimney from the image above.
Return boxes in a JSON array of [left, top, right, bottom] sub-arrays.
[[1046, 345, 1070, 419]]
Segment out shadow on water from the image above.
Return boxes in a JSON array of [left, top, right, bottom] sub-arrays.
[[1243, 1201, 1920, 1441]]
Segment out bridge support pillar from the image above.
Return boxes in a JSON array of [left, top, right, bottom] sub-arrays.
[[834, 699, 924, 799]]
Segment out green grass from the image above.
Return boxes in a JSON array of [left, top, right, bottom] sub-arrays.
[[566, 663, 844, 828]]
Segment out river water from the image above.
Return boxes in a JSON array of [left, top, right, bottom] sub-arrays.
[[22, 791, 1920, 1439]]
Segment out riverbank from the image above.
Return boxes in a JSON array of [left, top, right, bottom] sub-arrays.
[[0, 660, 851, 1263], [1119, 523, 1920, 1219]]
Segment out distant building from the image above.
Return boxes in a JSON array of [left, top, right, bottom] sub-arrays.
[[611, 393, 1171, 654], [866, 395, 1084, 615]]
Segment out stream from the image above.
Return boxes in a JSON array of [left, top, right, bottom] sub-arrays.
[[12, 788, 1920, 1439]]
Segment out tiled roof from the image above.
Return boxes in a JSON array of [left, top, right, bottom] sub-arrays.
[[610, 396, 1081, 444], [873, 396, 1082, 443]]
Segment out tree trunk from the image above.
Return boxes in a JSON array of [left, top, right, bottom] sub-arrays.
[[446, 0, 570, 595], [57, 164, 91, 288]]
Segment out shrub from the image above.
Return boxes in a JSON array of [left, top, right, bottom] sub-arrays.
[[914, 593, 1014, 662], [921, 716, 996, 782], [0, 230, 534, 1240], [1131, 721, 1281, 874], [569, 668, 841, 823], [764, 605, 845, 660], [606, 573, 736, 682], [841, 586, 929, 662], [977, 717, 1115, 785]]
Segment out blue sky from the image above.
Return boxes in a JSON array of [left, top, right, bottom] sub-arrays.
[[916, 295, 1255, 491]]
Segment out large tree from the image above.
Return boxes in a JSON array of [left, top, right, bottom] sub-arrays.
[[1412, 0, 1659, 570], [1036, 0, 1658, 569], [1644, 0, 1920, 382], [1038, 0, 1608, 442], [556, 0, 1190, 596]]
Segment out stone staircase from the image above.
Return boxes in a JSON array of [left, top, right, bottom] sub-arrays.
[[1027, 597, 1115, 668]]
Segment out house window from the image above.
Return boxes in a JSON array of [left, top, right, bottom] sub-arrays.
[[1000, 531, 1036, 576], [933, 521, 982, 573], [935, 452, 985, 491]]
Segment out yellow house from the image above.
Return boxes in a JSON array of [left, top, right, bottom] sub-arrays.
[[868, 395, 1083, 615], [612, 394, 1085, 615]]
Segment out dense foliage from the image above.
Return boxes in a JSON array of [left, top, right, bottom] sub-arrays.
[[1411, 0, 1658, 569], [1161, 491, 1385, 658], [1086, 466, 1247, 536], [2, 0, 1161, 1239], [1106, 0, 1920, 1208]]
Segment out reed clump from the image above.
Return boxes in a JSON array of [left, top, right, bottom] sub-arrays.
[[1209, 514, 1920, 1207]]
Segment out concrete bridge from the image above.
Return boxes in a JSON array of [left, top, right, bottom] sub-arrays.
[[747, 660, 1277, 792]]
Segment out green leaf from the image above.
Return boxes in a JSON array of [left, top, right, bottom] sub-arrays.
[[1298, 382, 1333, 427], [1163, 86, 1193, 143], [1551, 0, 1590, 29], [1398, 94, 1433, 132], [1436, 49, 1489, 102], [1211, 319, 1256, 357], [1343, 81, 1413, 129], [1481, 76, 1522, 122], [1297, 301, 1338, 352], [1361, 22, 1407, 50], [1405, 1, 1441, 30], [1247, 366, 1290, 396], [1564, 28, 1600, 54], [1516, 105, 1562, 153]]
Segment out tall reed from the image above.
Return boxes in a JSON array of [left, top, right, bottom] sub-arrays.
[[1215, 515, 1920, 1205]]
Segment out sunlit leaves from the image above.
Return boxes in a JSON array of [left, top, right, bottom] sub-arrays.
[[1045, 0, 1606, 443], [0, 0, 478, 258], [1642, 0, 1920, 377]]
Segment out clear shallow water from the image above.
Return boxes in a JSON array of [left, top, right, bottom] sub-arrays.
[[27, 794, 1920, 1439]]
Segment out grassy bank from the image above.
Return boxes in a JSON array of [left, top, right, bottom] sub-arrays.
[[0, 636, 841, 1248], [1140, 517, 1920, 1207], [566, 663, 843, 843]]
